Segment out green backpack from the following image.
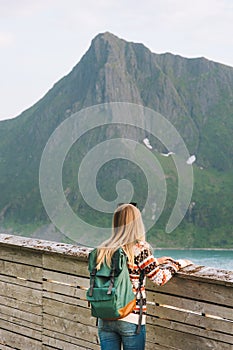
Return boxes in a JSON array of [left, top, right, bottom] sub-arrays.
[[86, 248, 136, 320]]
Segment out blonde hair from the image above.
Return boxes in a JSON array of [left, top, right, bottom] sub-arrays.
[[96, 204, 145, 269]]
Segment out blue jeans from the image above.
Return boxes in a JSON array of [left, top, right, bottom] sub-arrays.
[[98, 319, 146, 350]]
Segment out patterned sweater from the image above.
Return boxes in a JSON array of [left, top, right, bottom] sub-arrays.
[[120, 241, 181, 325]]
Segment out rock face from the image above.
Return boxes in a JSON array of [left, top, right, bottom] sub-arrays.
[[0, 32, 232, 245]]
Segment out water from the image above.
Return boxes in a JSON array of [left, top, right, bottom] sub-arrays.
[[153, 249, 233, 271]]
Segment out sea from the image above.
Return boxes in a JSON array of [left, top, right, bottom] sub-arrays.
[[153, 249, 233, 271]]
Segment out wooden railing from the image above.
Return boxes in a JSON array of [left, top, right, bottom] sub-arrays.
[[0, 234, 232, 349]]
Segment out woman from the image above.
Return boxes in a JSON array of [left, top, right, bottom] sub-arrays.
[[96, 203, 192, 350]]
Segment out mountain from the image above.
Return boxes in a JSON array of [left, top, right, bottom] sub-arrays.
[[0, 32, 232, 247]]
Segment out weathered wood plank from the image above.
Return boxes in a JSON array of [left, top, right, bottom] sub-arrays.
[[0, 313, 42, 338], [43, 290, 88, 308], [0, 274, 42, 290], [177, 265, 233, 286], [147, 317, 233, 345], [42, 254, 89, 276], [43, 280, 87, 300], [0, 245, 42, 267], [43, 332, 100, 349], [146, 342, 177, 350], [0, 328, 41, 349], [43, 314, 98, 343], [42, 327, 100, 349], [147, 276, 233, 307], [43, 269, 89, 287], [0, 234, 90, 260], [43, 298, 95, 326], [0, 295, 42, 315], [0, 344, 15, 350], [147, 324, 233, 350], [1, 304, 42, 327], [0, 318, 42, 342], [147, 291, 233, 321], [42, 343, 87, 350], [0, 280, 42, 305], [147, 305, 233, 335], [0, 259, 43, 282]]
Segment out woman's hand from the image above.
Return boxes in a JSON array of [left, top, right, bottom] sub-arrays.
[[157, 256, 176, 265], [157, 257, 193, 269], [175, 259, 193, 268]]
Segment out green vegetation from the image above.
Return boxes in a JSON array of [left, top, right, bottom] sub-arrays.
[[147, 157, 233, 248]]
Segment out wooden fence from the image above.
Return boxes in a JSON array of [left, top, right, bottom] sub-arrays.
[[0, 234, 232, 349]]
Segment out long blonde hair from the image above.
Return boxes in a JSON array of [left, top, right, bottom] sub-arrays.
[[96, 204, 145, 269]]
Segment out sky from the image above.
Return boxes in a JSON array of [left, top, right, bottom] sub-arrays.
[[0, 0, 233, 121]]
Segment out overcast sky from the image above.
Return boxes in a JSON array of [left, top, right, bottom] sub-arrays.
[[1, 0, 233, 120]]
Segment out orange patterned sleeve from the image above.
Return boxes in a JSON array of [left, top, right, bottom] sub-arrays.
[[135, 242, 179, 286]]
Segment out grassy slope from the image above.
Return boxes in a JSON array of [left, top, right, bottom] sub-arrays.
[[2, 148, 232, 248], [147, 154, 233, 248]]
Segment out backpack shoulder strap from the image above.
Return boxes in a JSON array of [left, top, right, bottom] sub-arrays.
[[136, 268, 145, 334], [107, 251, 118, 295], [88, 268, 97, 297]]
